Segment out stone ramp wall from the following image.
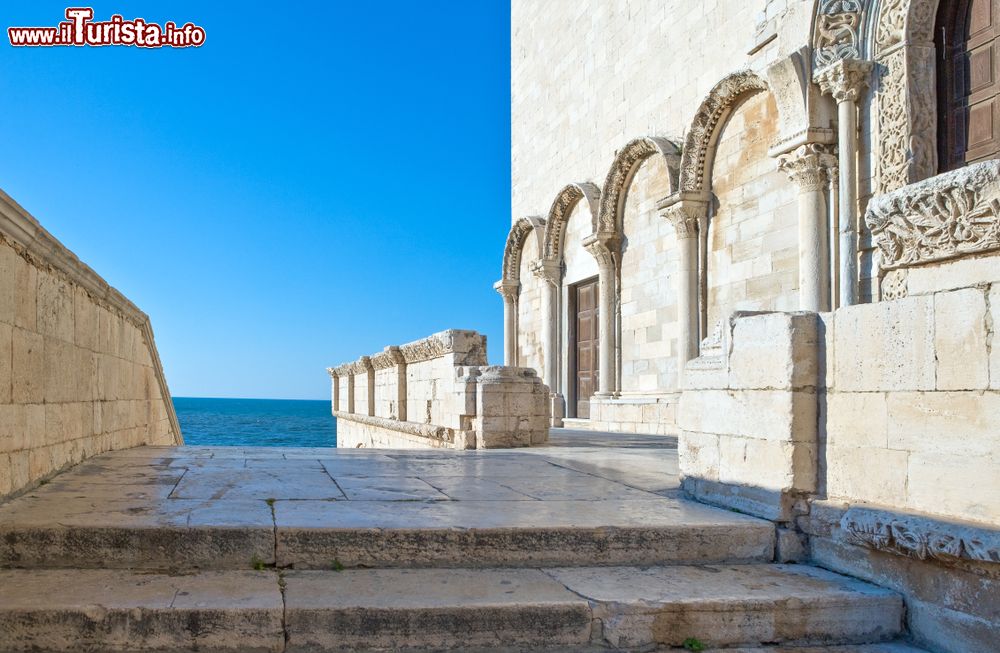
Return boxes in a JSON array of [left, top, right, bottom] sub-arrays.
[[0, 189, 181, 500], [328, 330, 550, 449], [677, 277, 1000, 652]]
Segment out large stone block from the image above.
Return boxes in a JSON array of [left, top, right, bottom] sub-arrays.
[[0, 244, 15, 325], [0, 322, 11, 404], [729, 312, 819, 390], [825, 392, 888, 449], [934, 288, 989, 390], [886, 391, 1000, 457], [678, 430, 719, 481], [718, 435, 811, 491], [906, 253, 1000, 295], [72, 286, 99, 351], [824, 445, 909, 506], [906, 451, 999, 523], [834, 296, 935, 392], [11, 327, 43, 404], [991, 285, 1000, 390], [13, 253, 36, 331], [679, 388, 815, 442], [35, 271, 74, 343]]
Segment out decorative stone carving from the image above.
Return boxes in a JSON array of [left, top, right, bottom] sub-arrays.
[[530, 259, 560, 286], [680, 71, 769, 193], [879, 268, 909, 300], [500, 216, 545, 282], [659, 199, 707, 239], [582, 233, 618, 270], [778, 143, 838, 192], [370, 346, 405, 371], [865, 160, 1000, 270], [874, 0, 907, 52], [542, 182, 600, 262], [814, 58, 873, 103], [841, 505, 1000, 565], [596, 137, 679, 235], [494, 279, 519, 301], [814, 0, 865, 67], [872, 0, 940, 193]]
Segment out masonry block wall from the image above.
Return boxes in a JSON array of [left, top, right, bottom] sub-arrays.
[[0, 190, 181, 500]]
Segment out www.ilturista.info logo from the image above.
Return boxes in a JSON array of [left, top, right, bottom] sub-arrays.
[[8, 8, 206, 48]]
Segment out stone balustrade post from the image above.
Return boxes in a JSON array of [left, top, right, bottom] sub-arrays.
[[331, 372, 340, 412], [531, 259, 564, 426], [493, 279, 520, 366], [385, 346, 407, 422], [658, 197, 708, 374], [347, 372, 355, 414], [360, 356, 375, 417], [582, 233, 619, 397], [778, 143, 838, 312], [815, 58, 872, 307]]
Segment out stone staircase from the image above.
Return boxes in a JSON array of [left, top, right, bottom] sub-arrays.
[[0, 445, 929, 652]]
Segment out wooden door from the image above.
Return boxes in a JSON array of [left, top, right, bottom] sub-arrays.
[[938, 0, 1000, 171], [574, 278, 599, 419]]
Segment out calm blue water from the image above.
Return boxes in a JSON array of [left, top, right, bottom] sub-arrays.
[[172, 397, 336, 447]]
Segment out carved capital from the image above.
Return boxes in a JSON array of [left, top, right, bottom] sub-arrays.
[[778, 143, 838, 192], [582, 233, 618, 271], [530, 259, 561, 286], [815, 58, 873, 103], [493, 279, 520, 302], [658, 198, 708, 240]]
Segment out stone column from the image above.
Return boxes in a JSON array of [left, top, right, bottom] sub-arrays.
[[331, 372, 340, 412], [531, 259, 564, 426], [360, 356, 375, 417], [582, 233, 619, 397], [386, 346, 407, 422], [778, 143, 837, 312], [658, 199, 707, 370], [347, 372, 355, 414], [815, 59, 872, 307], [493, 280, 520, 366]]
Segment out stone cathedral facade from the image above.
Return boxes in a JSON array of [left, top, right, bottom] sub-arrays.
[[499, 2, 999, 649], [499, 0, 1000, 432]]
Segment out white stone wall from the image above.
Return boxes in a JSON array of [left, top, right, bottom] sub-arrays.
[[516, 236, 543, 372], [0, 195, 181, 500], [511, 0, 777, 223], [823, 287, 1000, 525], [707, 91, 799, 330], [620, 157, 678, 394], [510, 0, 817, 434]]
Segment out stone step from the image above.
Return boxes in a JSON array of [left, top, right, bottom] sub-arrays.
[[0, 496, 775, 570], [0, 564, 903, 652], [700, 646, 928, 653]]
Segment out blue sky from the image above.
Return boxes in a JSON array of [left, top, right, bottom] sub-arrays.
[[0, 1, 511, 400]]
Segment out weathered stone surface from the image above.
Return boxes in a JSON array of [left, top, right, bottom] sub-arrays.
[[730, 312, 819, 390], [934, 289, 990, 390], [0, 569, 284, 652], [283, 568, 591, 651], [834, 297, 936, 392], [548, 564, 903, 649]]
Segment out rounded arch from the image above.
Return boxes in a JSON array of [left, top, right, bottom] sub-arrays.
[[500, 215, 546, 283], [678, 70, 770, 194], [541, 182, 601, 263], [595, 137, 680, 235]]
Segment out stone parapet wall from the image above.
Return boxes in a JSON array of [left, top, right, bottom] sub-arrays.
[[328, 330, 549, 449], [0, 189, 181, 500], [565, 395, 678, 435]]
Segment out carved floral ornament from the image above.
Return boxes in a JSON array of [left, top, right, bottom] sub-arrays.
[[777, 143, 838, 192], [596, 137, 679, 236], [841, 506, 1000, 565], [680, 71, 769, 193], [657, 197, 708, 239], [814, 58, 873, 103], [865, 160, 1000, 270], [542, 182, 600, 262]]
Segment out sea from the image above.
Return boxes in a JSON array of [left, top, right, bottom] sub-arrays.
[[172, 397, 336, 447]]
